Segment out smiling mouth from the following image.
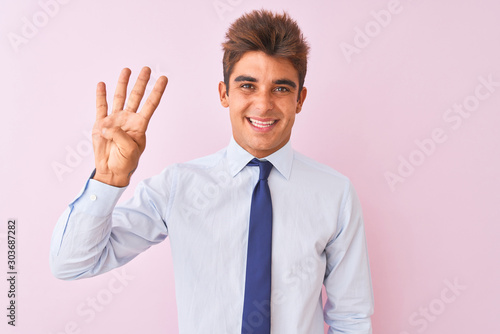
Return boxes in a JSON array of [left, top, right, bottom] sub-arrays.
[[247, 117, 277, 128]]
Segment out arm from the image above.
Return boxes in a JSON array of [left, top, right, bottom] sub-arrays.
[[50, 67, 169, 279], [323, 181, 374, 333], [49, 171, 171, 280]]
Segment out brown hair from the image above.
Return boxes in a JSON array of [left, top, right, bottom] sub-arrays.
[[222, 9, 310, 95]]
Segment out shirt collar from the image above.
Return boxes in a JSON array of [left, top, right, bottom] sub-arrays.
[[226, 137, 293, 180]]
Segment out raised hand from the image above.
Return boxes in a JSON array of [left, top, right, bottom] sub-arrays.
[[92, 67, 168, 187]]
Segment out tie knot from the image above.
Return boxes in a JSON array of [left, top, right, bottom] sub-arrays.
[[249, 158, 273, 180]]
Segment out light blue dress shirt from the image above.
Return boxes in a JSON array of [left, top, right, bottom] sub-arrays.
[[50, 138, 374, 333]]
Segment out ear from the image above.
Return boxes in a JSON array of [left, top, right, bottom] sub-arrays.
[[218, 81, 229, 108], [296, 86, 307, 114]]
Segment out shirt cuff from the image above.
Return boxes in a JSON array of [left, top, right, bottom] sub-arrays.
[[71, 178, 127, 217]]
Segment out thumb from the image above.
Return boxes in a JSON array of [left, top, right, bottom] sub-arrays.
[[101, 126, 139, 158]]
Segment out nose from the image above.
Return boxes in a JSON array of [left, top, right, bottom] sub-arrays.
[[253, 90, 273, 113]]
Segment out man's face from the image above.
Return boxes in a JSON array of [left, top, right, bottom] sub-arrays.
[[218, 51, 307, 158]]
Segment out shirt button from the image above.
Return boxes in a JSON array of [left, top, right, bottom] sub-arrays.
[[90, 194, 97, 201]]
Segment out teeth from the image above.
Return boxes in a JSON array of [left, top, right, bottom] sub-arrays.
[[249, 118, 276, 128]]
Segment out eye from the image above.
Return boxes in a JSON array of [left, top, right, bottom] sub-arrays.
[[274, 86, 290, 93], [240, 83, 254, 89]]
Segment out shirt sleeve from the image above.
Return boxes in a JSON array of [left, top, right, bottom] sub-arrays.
[[323, 181, 374, 333], [50, 169, 172, 280]]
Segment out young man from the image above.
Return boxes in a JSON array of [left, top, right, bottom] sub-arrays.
[[50, 10, 373, 334]]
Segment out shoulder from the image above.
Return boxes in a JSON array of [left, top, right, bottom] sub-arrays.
[[291, 150, 362, 216], [177, 147, 227, 171], [142, 147, 227, 184], [292, 150, 351, 187], [155, 147, 228, 184]]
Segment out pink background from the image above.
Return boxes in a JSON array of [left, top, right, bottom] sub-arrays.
[[1, 0, 499, 333]]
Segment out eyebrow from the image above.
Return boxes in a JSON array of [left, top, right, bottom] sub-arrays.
[[234, 75, 257, 82], [233, 75, 297, 89], [274, 79, 297, 89]]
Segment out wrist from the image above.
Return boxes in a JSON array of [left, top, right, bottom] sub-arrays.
[[92, 171, 131, 188]]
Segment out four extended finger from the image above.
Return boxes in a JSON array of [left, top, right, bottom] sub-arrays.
[[96, 82, 108, 120], [125, 66, 152, 112], [139, 75, 168, 122], [112, 68, 132, 112]]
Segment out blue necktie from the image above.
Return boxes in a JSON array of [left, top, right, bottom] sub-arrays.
[[241, 158, 273, 334]]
